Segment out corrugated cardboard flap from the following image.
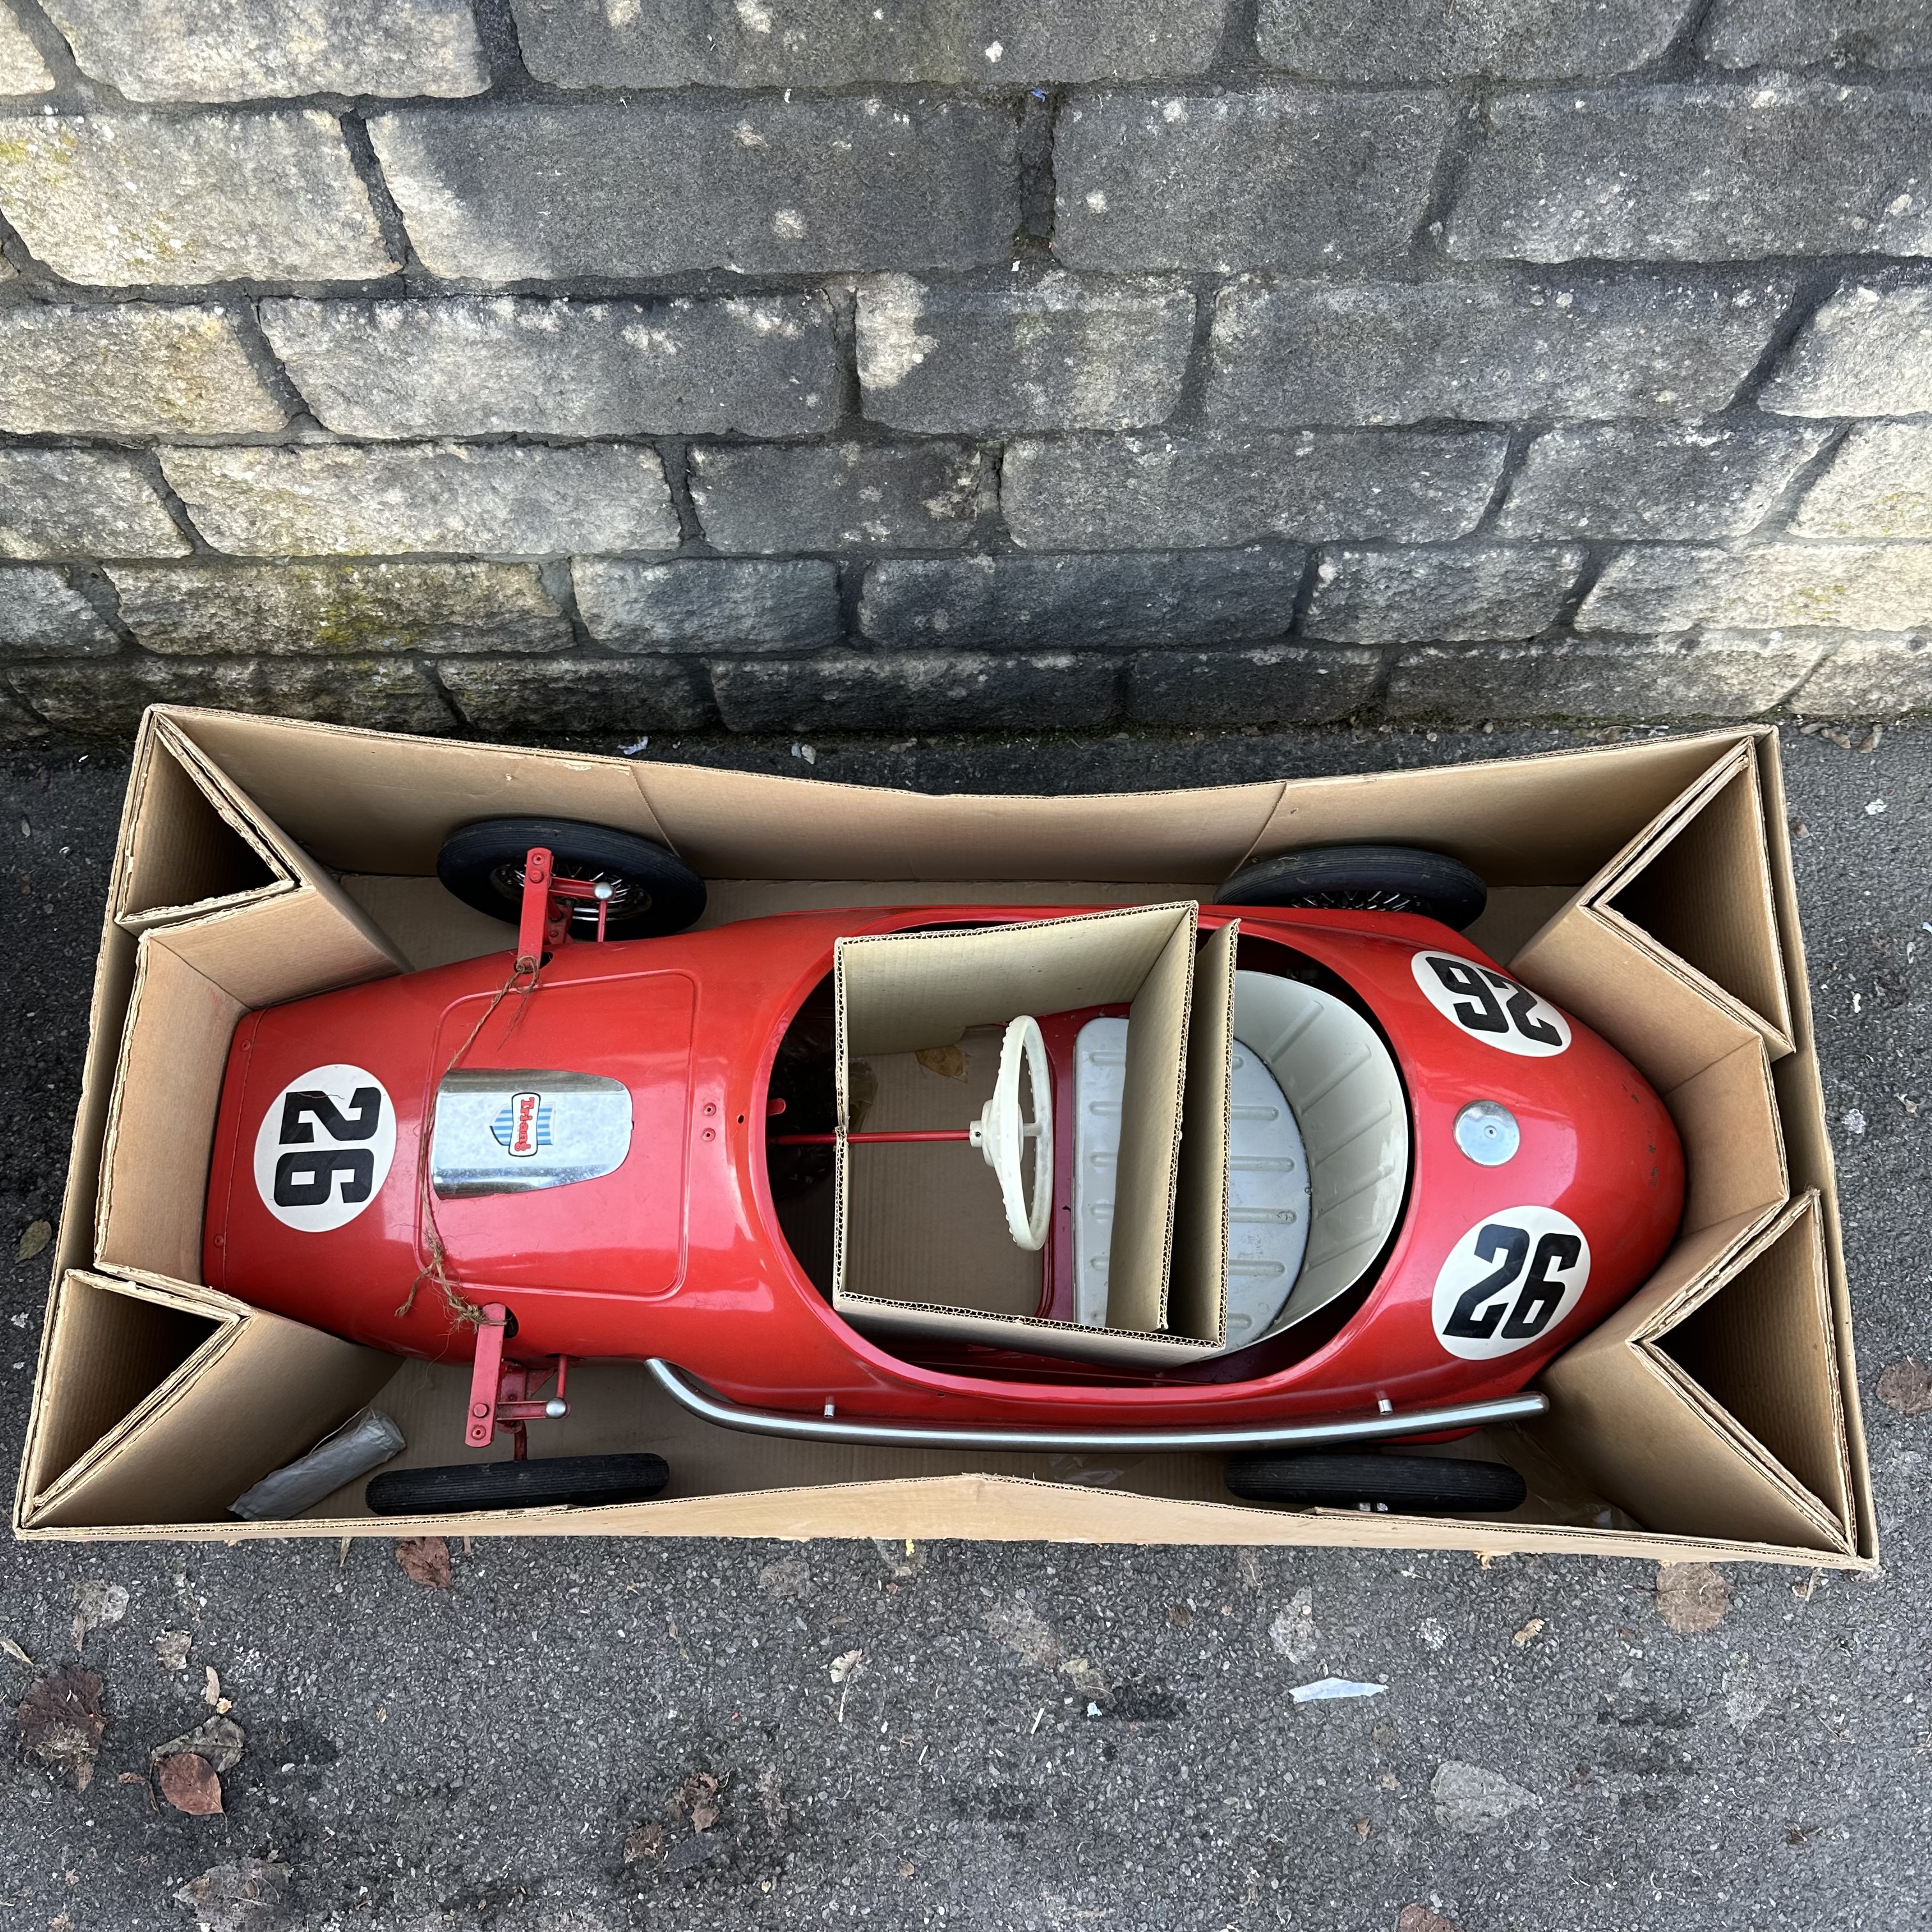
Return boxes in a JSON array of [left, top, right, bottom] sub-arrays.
[[1513, 739, 1794, 1076], [113, 714, 293, 931], [19, 1268, 395, 1531], [1537, 1193, 1853, 1554], [832, 904, 1218, 1363]]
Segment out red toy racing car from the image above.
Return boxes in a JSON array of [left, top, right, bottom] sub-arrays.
[[201, 818, 1685, 1517]]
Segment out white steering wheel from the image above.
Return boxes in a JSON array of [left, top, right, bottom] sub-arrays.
[[968, 1015, 1054, 1252]]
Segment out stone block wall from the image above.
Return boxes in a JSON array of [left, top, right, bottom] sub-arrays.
[[1, 0, 1930, 742]]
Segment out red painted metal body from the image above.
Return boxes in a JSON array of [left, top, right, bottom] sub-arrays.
[[202, 905, 1684, 1430]]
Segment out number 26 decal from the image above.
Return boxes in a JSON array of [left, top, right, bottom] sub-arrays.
[[1411, 951, 1571, 1057], [253, 1064, 396, 1234], [1431, 1206, 1591, 1360]]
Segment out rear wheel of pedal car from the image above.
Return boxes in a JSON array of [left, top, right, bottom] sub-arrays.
[[1216, 845, 1487, 931], [1223, 1452, 1526, 1514], [365, 1453, 670, 1514], [437, 816, 707, 940]]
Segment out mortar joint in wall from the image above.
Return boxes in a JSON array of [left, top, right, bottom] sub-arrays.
[[1652, 0, 1727, 79], [1213, 0, 1265, 72], [656, 438, 710, 550], [1407, 81, 1487, 265], [1545, 542, 1617, 633], [1728, 271, 1846, 412], [337, 111, 420, 286], [1742, 419, 1855, 541], [1157, 273, 1225, 433], [1466, 423, 1540, 540], [1016, 87, 1058, 261]]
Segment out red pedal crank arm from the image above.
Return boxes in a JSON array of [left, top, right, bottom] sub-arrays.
[[516, 848, 553, 972], [466, 1303, 511, 1448]]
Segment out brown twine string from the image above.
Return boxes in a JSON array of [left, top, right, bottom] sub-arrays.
[[395, 954, 542, 1325]]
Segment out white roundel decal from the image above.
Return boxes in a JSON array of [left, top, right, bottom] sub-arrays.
[[1411, 951, 1572, 1057], [253, 1064, 396, 1233], [1432, 1206, 1591, 1361]]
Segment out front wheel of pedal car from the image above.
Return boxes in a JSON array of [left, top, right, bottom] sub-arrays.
[[436, 815, 707, 939], [365, 1453, 670, 1514], [1215, 845, 1487, 931], [1223, 1452, 1526, 1514]]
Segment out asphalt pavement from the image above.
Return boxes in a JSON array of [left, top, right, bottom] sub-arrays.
[[1, 721, 1928, 1932]]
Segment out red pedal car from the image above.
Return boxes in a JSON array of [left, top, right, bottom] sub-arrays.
[[202, 818, 1684, 1517]]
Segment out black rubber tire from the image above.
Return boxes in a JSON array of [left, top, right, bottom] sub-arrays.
[[436, 816, 706, 939], [1215, 845, 1487, 931], [365, 1452, 670, 1515], [1223, 1452, 1526, 1514]]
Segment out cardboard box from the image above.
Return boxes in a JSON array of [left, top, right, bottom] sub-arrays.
[[13, 710, 1873, 1567], [833, 904, 1234, 1363]]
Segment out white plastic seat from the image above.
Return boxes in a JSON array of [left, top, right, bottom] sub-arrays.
[[1071, 970, 1409, 1349]]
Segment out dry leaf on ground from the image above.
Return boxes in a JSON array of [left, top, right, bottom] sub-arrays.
[[1512, 1618, 1545, 1648], [829, 1648, 864, 1684], [756, 1553, 810, 1600], [155, 1630, 192, 1673], [395, 1537, 452, 1588], [153, 1713, 245, 1775], [158, 1751, 224, 1816], [1431, 1760, 1538, 1835], [1655, 1562, 1732, 1633], [15, 1219, 50, 1261], [1268, 1588, 1317, 1663], [172, 1859, 295, 1932], [17, 1666, 106, 1790], [622, 1821, 665, 1864], [1, 1636, 35, 1670], [1876, 1358, 1932, 1417], [680, 1770, 721, 1832], [982, 1597, 1061, 1667], [1398, 1907, 1464, 1932], [73, 1580, 128, 1647]]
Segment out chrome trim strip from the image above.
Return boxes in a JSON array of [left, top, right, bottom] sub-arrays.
[[643, 1359, 1547, 1452]]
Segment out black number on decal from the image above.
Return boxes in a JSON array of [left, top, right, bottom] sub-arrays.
[[1428, 957, 1509, 1034], [1430, 957, 1563, 1046], [1501, 979, 1564, 1047], [1445, 1224, 1583, 1342], [273, 1147, 376, 1208], [279, 1087, 383, 1145], [1444, 1223, 1529, 1338], [1503, 1232, 1583, 1339]]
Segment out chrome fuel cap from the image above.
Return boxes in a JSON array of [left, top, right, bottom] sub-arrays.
[[1454, 1100, 1520, 1166]]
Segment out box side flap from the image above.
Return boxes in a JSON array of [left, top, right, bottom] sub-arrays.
[[1664, 1036, 1788, 1239], [1512, 903, 1759, 1091], [1600, 744, 1794, 1053], [19, 1469, 1867, 1566], [1105, 910, 1198, 1334], [23, 1271, 396, 1531], [1757, 730, 1876, 1563], [638, 762, 1285, 882], [95, 935, 247, 1284], [114, 719, 288, 928], [1536, 1331, 1848, 1553], [1168, 921, 1236, 1346], [161, 707, 671, 873], [1242, 730, 1756, 885], [19, 1269, 229, 1515], [157, 880, 402, 1012], [1652, 1192, 1853, 1541], [838, 903, 1194, 1058]]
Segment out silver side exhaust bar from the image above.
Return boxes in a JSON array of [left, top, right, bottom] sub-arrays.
[[644, 1359, 1546, 1453]]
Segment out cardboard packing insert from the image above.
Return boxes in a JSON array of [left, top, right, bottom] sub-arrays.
[[13, 709, 1873, 1567]]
